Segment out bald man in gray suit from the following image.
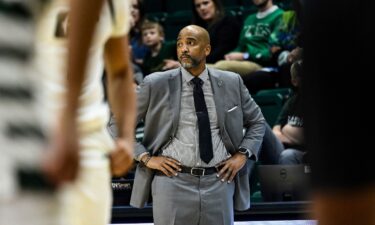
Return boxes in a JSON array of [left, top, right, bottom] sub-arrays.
[[130, 25, 266, 225]]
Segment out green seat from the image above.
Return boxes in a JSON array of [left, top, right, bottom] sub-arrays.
[[163, 10, 192, 41], [165, 0, 192, 13], [253, 93, 284, 127], [144, 0, 164, 13], [275, 0, 293, 10], [250, 191, 263, 202], [224, 6, 241, 17], [222, 0, 241, 7], [256, 87, 293, 104], [239, 5, 258, 19], [250, 162, 263, 202], [147, 12, 168, 23]]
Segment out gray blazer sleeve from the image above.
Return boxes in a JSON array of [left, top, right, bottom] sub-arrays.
[[134, 76, 152, 158], [239, 76, 266, 161]]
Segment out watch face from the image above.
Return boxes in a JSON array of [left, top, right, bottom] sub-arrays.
[[239, 148, 250, 158]]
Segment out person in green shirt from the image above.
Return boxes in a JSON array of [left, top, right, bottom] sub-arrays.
[[212, 0, 283, 77]]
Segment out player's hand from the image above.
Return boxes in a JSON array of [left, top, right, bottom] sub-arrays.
[[42, 121, 79, 187], [110, 138, 134, 177]]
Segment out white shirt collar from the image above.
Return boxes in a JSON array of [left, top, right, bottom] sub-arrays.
[[181, 66, 209, 84], [256, 5, 278, 19]]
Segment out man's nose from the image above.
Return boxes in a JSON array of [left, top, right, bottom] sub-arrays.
[[181, 45, 188, 52]]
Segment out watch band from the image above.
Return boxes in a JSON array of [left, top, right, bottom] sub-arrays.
[[238, 147, 251, 158]]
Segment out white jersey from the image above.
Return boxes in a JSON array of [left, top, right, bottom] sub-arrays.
[[33, 0, 130, 144], [0, 0, 50, 200]]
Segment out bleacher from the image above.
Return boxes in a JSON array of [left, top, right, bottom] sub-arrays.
[[145, 0, 293, 41]]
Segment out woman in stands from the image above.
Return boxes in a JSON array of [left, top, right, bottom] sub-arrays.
[[191, 0, 241, 63]]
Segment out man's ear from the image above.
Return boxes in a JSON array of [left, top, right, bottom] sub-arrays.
[[205, 44, 211, 56]]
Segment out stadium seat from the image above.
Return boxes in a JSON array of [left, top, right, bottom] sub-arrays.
[[165, 0, 192, 13], [256, 88, 293, 104], [147, 12, 168, 23], [144, 0, 165, 13], [253, 92, 284, 127], [275, 0, 293, 10], [163, 10, 192, 41], [222, 0, 241, 7]]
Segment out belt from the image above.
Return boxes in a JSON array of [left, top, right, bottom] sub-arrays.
[[155, 165, 220, 177]]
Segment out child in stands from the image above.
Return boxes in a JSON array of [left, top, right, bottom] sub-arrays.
[[141, 21, 179, 76]]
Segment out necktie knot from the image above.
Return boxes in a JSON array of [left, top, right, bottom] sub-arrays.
[[191, 77, 203, 87]]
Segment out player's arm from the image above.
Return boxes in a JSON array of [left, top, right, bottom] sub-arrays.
[[43, 0, 106, 185], [104, 35, 136, 177]]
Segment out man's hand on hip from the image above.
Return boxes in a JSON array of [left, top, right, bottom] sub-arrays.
[[216, 153, 247, 183], [146, 156, 181, 177]]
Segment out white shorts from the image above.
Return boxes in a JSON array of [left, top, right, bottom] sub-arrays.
[[58, 127, 114, 225]]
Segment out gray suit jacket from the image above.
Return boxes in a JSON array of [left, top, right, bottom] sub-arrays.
[[130, 67, 266, 211]]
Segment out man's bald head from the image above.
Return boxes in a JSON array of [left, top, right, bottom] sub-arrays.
[[176, 25, 211, 76], [178, 25, 210, 45]]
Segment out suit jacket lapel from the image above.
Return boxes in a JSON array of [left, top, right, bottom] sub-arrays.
[[208, 68, 225, 130], [168, 69, 182, 135]]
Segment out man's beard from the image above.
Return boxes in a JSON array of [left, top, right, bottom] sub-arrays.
[[179, 55, 199, 69]]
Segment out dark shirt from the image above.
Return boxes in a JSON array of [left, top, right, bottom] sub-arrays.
[[275, 93, 303, 127], [130, 32, 150, 63], [198, 15, 241, 63], [275, 93, 304, 150], [141, 41, 176, 76]]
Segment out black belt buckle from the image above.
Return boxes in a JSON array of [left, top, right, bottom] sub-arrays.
[[190, 167, 205, 176]]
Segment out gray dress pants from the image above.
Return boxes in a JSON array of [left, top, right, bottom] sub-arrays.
[[152, 173, 235, 225]]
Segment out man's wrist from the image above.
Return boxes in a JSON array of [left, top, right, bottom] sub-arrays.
[[136, 152, 149, 161], [140, 153, 151, 167], [238, 147, 254, 160]]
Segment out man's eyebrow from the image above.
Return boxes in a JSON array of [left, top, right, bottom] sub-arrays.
[[177, 36, 198, 41], [186, 37, 198, 41]]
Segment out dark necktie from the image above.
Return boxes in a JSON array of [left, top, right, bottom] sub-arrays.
[[191, 77, 213, 164]]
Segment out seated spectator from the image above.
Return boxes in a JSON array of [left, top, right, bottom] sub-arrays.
[[130, 0, 150, 65], [244, 47, 303, 95], [140, 21, 179, 76], [191, 0, 241, 63], [272, 60, 306, 164], [211, 0, 284, 77], [102, 0, 146, 99], [243, 0, 303, 94], [270, 0, 302, 66]]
